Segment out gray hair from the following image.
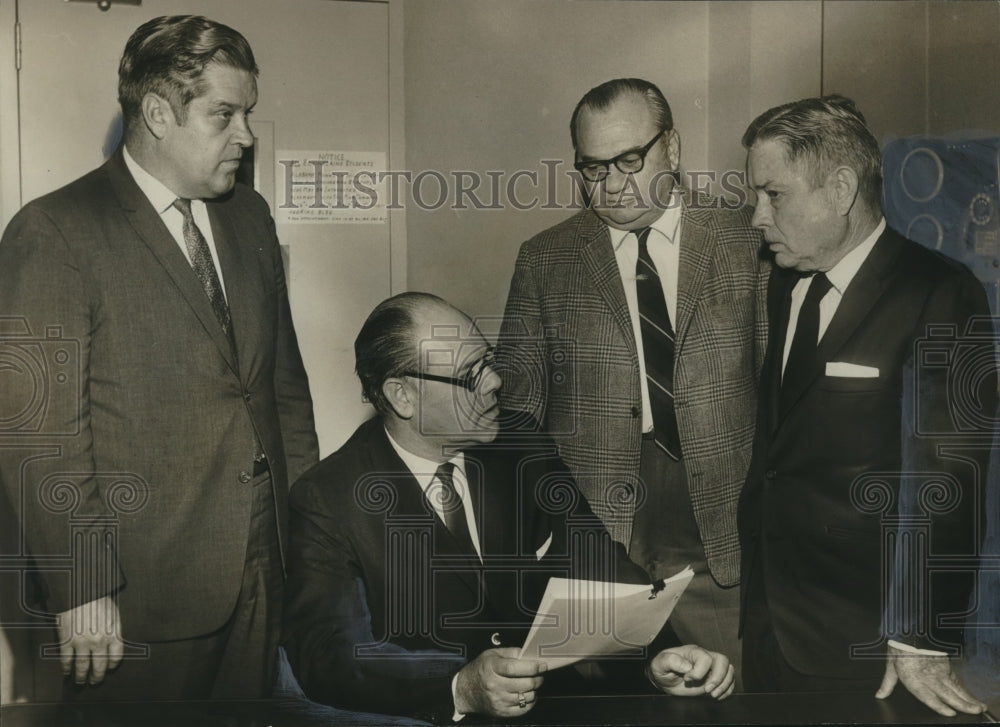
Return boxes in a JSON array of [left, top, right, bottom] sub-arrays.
[[742, 94, 882, 210]]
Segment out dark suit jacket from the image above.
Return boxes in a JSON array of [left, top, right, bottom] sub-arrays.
[[497, 195, 768, 584], [0, 148, 318, 641], [739, 227, 995, 679], [283, 416, 657, 722]]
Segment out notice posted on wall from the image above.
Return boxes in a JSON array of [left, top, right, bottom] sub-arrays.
[[275, 150, 388, 224]]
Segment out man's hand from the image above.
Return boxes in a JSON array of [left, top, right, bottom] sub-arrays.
[[454, 647, 547, 718], [56, 596, 124, 686], [875, 644, 986, 717], [647, 644, 735, 700]]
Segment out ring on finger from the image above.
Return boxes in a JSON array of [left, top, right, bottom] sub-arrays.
[[517, 692, 527, 709]]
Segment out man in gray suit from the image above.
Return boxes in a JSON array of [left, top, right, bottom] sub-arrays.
[[497, 78, 768, 681], [0, 15, 318, 700]]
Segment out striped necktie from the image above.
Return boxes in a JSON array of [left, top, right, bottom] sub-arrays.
[[635, 227, 681, 460]]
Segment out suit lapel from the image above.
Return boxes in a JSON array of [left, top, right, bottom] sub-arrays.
[[107, 149, 238, 373], [463, 456, 488, 555], [580, 215, 638, 359], [675, 197, 717, 347], [461, 448, 515, 561], [207, 198, 266, 376], [776, 230, 903, 421], [815, 230, 902, 365], [767, 267, 797, 432]]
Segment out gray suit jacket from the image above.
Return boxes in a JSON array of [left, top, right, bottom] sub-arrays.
[[0, 148, 318, 641], [496, 195, 768, 585]]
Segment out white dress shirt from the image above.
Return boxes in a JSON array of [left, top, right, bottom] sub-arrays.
[[123, 145, 228, 299], [608, 202, 683, 433], [780, 218, 885, 378], [385, 430, 483, 562]]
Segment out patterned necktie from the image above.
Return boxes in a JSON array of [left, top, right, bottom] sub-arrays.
[[781, 272, 833, 410], [172, 198, 232, 338], [635, 227, 681, 460], [433, 462, 477, 555]]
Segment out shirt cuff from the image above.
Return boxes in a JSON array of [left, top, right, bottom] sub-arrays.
[[887, 639, 948, 656], [450, 673, 466, 722]]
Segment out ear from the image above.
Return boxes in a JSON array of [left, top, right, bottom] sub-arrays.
[[829, 165, 860, 216], [664, 129, 681, 171], [141, 93, 176, 140], [382, 377, 415, 420]]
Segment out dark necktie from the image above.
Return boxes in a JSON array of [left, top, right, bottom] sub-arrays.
[[433, 462, 477, 556], [635, 227, 681, 460], [172, 198, 232, 338], [781, 272, 834, 410]]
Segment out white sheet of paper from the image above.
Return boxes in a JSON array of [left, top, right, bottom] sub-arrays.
[[518, 566, 694, 669]]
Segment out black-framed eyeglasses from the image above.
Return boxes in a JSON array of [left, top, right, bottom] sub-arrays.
[[403, 346, 496, 392], [574, 130, 667, 183]]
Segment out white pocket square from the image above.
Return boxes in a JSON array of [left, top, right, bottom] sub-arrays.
[[825, 361, 879, 378], [535, 532, 553, 560]]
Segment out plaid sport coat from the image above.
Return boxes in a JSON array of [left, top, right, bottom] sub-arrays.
[[496, 193, 769, 586]]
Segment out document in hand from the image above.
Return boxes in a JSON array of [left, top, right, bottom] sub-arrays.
[[518, 566, 694, 669]]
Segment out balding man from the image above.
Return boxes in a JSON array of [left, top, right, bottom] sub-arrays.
[[284, 292, 735, 723]]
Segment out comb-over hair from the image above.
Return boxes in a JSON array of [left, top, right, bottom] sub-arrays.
[[570, 78, 673, 149]]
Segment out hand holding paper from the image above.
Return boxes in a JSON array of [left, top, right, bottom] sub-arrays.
[[454, 647, 546, 718], [519, 566, 694, 669]]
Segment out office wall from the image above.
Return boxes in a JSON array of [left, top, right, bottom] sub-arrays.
[[823, 0, 1000, 142]]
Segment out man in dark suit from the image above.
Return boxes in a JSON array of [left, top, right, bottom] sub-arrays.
[[284, 292, 735, 723], [0, 16, 318, 699], [497, 78, 768, 680], [739, 94, 994, 717]]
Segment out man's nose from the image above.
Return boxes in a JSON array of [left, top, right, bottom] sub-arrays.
[[232, 115, 254, 148], [479, 365, 502, 396], [751, 200, 770, 229], [601, 166, 629, 196]]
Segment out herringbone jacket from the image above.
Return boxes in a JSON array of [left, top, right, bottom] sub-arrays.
[[496, 194, 769, 586]]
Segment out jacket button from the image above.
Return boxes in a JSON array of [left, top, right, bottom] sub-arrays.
[[765, 469, 776, 479], [243, 392, 252, 402], [238, 471, 252, 484], [630, 406, 641, 418]]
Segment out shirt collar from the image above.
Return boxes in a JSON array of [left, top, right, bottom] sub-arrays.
[[608, 196, 683, 251], [384, 426, 465, 488], [824, 217, 885, 295], [122, 145, 185, 216]]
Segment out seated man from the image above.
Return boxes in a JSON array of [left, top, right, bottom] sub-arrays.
[[284, 292, 734, 722]]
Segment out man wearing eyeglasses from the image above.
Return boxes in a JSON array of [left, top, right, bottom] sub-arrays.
[[283, 292, 736, 722], [497, 78, 769, 685]]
